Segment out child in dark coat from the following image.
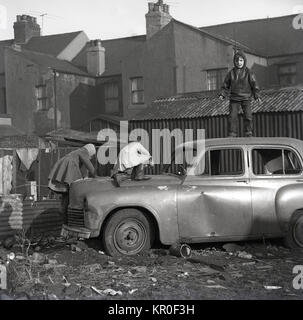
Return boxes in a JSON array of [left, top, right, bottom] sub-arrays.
[[48, 144, 97, 222], [219, 50, 261, 137]]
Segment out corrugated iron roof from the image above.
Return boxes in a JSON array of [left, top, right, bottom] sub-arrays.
[[132, 86, 303, 121], [0, 135, 47, 148], [0, 125, 24, 136]]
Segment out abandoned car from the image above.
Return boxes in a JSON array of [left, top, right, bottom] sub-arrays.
[[61, 137, 303, 256]]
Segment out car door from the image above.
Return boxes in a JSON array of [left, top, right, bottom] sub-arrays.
[[177, 146, 253, 242], [248, 145, 303, 236]]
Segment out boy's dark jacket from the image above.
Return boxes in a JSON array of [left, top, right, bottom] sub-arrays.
[[220, 50, 260, 102]]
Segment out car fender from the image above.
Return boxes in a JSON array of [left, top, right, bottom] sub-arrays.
[[275, 183, 303, 233], [85, 189, 179, 245]]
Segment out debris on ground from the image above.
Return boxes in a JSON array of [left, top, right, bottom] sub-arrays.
[[0, 236, 302, 299], [237, 251, 253, 259], [205, 285, 227, 289], [187, 256, 226, 271], [264, 286, 282, 290], [31, 252, 46, 264], [222, 243, 244, 253]]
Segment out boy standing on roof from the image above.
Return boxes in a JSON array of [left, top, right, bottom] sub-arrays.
[[219, 50, 261, 137]]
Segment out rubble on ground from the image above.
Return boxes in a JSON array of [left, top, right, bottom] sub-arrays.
[[0, 236, 302, 300]]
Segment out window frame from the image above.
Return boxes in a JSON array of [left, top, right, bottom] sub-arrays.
[[35, 84, 47, 111], [0, 87, 6, 114], [130, 77, 144, 105], [206, 68, 228, 91], [198, 146, 246, 178], [104, 81, 120, 114], [278, 63, 297, 86], [249, 146, 303, 178]]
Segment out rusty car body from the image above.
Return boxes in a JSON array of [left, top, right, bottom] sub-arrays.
[[61, 137, 303, 256]]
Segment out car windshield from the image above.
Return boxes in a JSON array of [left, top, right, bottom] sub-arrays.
[[162, 141, 206, 176]]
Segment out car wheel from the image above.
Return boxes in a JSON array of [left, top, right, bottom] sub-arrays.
[[284, 210, 303, 248], [102, 208, 154, 256]]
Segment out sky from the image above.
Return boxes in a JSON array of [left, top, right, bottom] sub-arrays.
[[0, 0, 302, 41]]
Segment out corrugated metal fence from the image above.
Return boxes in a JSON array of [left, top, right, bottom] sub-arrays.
[[0, 148, 77, 239], [0, 195, 62, 239]]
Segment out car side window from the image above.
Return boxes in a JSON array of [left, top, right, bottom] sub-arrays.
[[200, 148, 244, 176], [252, 148, 302, 175]]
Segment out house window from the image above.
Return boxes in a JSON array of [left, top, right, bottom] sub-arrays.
[[278, 63, 296, 86], [35, 85, 47, 110], [0, 88, 6, 114], [206, 69, 228, 91], [130, 77, 144, 104], [104, 82, 119, 114]]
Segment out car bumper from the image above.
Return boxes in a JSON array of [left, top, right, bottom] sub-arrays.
[[61, 224, 92, 239]]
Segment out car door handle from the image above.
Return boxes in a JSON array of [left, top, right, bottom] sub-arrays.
[[236, 180, 249, 184], [296, 179, 303, 182]]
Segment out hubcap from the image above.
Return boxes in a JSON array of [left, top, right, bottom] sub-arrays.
[[293, 215, 303, 247], [114, 219, 147, 254]]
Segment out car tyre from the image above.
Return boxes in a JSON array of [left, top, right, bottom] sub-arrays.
[[284, 210, 303, 249], [102, 208, 154, 256]]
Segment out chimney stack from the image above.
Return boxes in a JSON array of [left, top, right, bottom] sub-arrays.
[[145, 0, 172, 40], [86, 39, 105, 76], [13, 15, 41, 44]]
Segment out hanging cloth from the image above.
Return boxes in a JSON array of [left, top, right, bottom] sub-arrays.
[[16, 148, 39, 171]]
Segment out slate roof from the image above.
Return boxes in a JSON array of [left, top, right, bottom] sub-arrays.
[[201, 14, 303, 57], [132, 86, 303, 121], [73, 35, 146, 76], [22, 31, 82, 56], [0, 31, 81, 62], [13, 48, 90, 76], [173, 19, 258, 55]]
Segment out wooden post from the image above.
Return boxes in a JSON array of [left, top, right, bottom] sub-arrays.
[[0, 265, 7, 290], [12, 150, 17, 194]]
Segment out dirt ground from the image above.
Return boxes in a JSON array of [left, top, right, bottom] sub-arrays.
[[0, 234, 303, 301]]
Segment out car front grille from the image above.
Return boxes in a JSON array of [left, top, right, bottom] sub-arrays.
[[67, 208, 85, 227]]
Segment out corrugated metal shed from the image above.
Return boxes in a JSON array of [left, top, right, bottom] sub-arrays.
[[128, 86, 303, 175], [132, 86, 303, 121]]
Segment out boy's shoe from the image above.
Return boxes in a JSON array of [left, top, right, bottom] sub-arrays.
[[112, 174, 121, 187], [245, 132, 253, 137]]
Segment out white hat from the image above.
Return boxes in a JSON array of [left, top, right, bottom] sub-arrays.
[[83, 144, 96, 157]]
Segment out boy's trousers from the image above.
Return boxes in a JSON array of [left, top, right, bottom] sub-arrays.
[[228, 100, 252, 137]]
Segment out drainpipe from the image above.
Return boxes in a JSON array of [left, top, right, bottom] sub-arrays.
[[53, 69, 57, 130]]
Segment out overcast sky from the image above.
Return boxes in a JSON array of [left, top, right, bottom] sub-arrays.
[[0, 0, 302, 41]]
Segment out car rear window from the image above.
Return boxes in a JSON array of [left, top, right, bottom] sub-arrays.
[[252, 148, 302, 175]]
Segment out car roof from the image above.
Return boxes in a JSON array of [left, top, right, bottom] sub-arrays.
[[205, 137, 303, 147], [177, 137, 303, 151]]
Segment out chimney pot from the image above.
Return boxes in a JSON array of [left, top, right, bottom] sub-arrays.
[[146, 1, 172, 39], [14, 14, 41, 44], [86, 39, 105, 76]]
